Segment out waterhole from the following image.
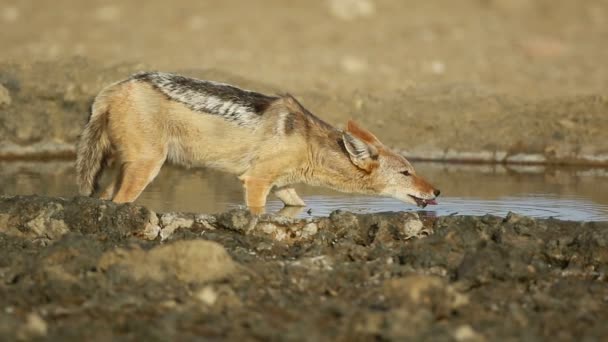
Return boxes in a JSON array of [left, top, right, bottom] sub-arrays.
[[2, 161, 607, 221]]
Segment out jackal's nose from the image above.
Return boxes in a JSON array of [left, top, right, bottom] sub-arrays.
[[434, 189, 441, 197]]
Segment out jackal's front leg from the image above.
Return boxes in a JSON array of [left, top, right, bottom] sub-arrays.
[[274, 186, 306, 207], [240, 175, 273, 214]]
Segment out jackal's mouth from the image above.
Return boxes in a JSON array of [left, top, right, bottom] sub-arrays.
[[408, 195, 438, 208]]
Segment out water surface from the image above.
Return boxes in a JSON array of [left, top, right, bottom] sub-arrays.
[[2, 161, 607, 221]]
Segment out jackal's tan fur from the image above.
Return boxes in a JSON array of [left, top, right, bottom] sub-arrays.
[[76, 72, 439, 212]]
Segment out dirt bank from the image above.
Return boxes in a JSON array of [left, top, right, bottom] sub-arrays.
[[1, 58, 607, 165], [0, 195, 606, 340]]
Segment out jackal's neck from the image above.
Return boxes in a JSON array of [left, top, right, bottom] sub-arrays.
[[305, 129, 380, 195]]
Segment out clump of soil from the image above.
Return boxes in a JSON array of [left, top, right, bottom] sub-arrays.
[[1, 195, 606, 340]]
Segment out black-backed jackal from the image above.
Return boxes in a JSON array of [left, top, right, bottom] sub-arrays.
[[76, 72, 440, 212]]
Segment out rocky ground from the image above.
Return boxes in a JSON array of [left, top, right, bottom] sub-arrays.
[[0, 195, 607, 340]]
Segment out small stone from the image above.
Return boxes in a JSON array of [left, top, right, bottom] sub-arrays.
[[13, 204, 69, 240], [196, 286, 218, 305], [159, 213, 193, 241], [558, 119, 576, 129], [428, 60, 446, 75], [1, 6, 19, 22], [504, 212, 535, 225], [302, 223, 318, 238], [195, 214, 217, 230], [98, 240, 237, 283], [18, 313, 48, 340], [255, 241, 273, 251], [95, 6, 121, 22], [159, 300, 178, 309], [187, 16, 207, 30], [142, 211, 161, 240], [402, 217, 425, 239], [453, 324, 485, 342], [291, 255, 334, 271], [0, 84, 11, 106], [328, 0, 375, 20], [384, 275, 469, 314], [217, 209, 256, 233], [340, 55, 368, 73]]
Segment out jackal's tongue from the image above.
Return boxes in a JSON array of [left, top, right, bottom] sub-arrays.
[[425, 199, 438, 205]]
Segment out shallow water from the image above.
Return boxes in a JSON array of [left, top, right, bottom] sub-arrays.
[[1, 161, 607, 221]]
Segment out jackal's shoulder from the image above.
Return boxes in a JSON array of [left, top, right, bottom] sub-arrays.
[[129, 71, 278, 126]]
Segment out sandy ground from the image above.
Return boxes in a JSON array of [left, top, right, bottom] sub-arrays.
[[1, 0, 608, 164]]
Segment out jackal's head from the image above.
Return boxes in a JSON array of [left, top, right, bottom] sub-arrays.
[[342, 120, 440, 208]]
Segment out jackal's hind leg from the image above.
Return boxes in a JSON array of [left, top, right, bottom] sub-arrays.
[[274, 186, 306, 207], [112, 159, 164, 203]]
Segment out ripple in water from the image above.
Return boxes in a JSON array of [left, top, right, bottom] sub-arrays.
[[260, 194, 608, 221]]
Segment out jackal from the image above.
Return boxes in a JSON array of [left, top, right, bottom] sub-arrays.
[[76, 72, 440, 212]]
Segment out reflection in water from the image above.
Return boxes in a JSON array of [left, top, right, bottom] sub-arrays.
[[1, 161, 607, 221], [261, 194, 608, 222]]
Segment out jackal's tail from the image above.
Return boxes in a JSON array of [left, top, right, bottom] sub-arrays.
[[75, 97, 112, 196]]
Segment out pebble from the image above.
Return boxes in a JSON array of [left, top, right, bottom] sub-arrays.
[[402, 218, 424, 239], [328, 0, 375, 21], [18, 313, 48, 340], [95, 6, 121, 22], [0, 84, 11, 106], [1, 6, 19, 22], [558, 119, 576, 129], [302, 223, 318, 238], [187, 16, 207, 31], [428, 60, 446, 75], [196, 286, 218, 306], [453, 324, 485, 342], [340, 55, 368, 73]]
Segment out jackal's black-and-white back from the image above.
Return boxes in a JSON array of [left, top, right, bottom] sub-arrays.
[[131, 72, 278, 127]]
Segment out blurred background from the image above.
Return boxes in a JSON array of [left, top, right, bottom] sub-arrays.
[[3, 0, 608, 95], [2, 0, 608, 162], [2, 0, 608, 160]]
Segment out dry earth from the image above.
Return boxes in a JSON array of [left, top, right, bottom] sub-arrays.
[[1, 195, 607, 340]]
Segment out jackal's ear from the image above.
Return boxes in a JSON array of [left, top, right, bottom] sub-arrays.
[[346, 120, 381, 145], [343, 132, 379, 172]]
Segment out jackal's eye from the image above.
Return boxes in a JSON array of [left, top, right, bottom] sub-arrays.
[[401, 170, 411, 176]]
